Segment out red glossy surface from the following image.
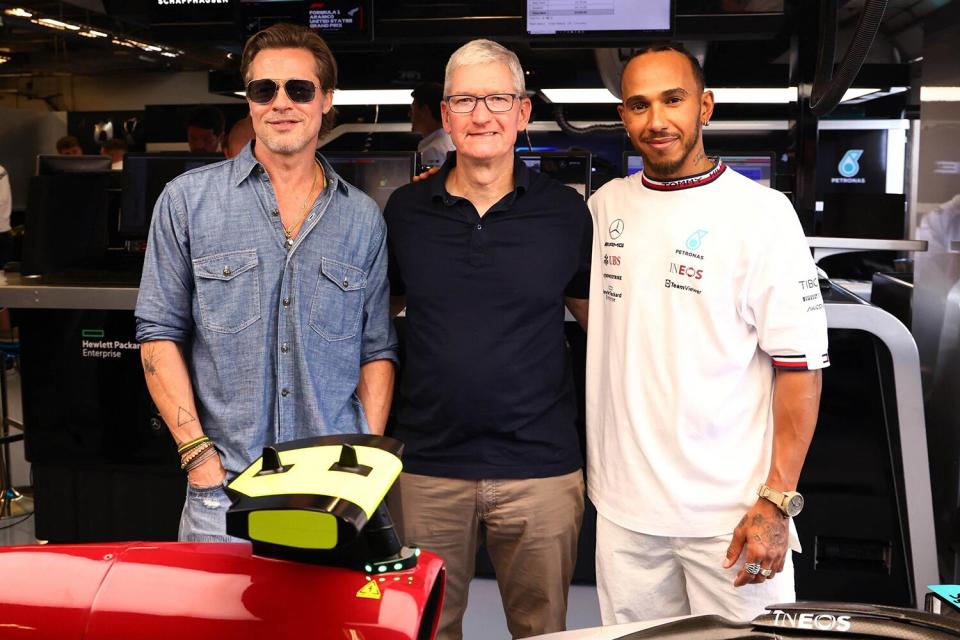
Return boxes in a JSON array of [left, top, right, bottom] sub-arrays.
[[0, 542, 444, 639]]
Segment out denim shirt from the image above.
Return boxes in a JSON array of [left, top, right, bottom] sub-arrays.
[[135, 144, 398, 476]]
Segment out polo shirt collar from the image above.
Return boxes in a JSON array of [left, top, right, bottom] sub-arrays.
[[430, 153, 531, 205]]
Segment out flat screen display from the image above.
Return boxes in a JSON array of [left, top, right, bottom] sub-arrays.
[[240, 0, 372, 40], [519, 151, 592, 199], [36, 155, 112, 175], [324, 152, 416, 212], [120, 153, 224, 237], [526, 0, 672, 40]]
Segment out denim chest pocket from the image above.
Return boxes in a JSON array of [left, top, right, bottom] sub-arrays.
[[193, 249, 262, 333], [309, 257, 367, 341]]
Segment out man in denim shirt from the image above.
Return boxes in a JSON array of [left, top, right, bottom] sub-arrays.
[[135, 23, 397, 541]]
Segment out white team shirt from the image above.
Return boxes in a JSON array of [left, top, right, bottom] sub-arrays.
[[417, 128, 456, 167], [0, 164, 11, 234], [586, 161, 829, 539]]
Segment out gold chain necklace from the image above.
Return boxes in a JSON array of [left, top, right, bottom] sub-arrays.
[[282, 161, 322, 239]]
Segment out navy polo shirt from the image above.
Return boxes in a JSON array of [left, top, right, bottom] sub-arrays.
[[384, 155, 592, 479]]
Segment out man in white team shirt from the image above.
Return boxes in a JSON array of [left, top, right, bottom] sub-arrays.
[[586, 43, 829, 623]]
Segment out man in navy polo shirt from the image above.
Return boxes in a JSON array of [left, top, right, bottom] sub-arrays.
[[384, 39, 591, 640]]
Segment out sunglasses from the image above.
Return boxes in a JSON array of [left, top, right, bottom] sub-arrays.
[[246, 78, 320, 104]]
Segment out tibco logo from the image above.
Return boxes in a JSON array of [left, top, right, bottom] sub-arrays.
[[772, 610, 851, 632]]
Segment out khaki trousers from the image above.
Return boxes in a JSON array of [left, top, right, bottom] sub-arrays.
[[389, 470, 585, 640]]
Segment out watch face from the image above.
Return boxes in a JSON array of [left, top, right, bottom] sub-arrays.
[[786, 494, 804, 517]]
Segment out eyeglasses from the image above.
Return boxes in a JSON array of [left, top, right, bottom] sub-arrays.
[[246, 78, 320, 104], [444, 93, 520, 114]]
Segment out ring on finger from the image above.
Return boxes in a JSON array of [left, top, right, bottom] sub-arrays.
[[745, 562, 761, 576], [759, 568, 773, 577]]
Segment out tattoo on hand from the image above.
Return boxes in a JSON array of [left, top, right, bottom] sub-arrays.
[[748, 511, 788, 554], [142, 345, 158, 376], [177, 407, 196, 428]]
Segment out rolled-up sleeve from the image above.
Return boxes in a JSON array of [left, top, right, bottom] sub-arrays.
[[135, 184, 194, 344], [359, 216, 399, 364]]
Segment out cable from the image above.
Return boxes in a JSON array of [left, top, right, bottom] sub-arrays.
[[0, 511, 33, 531]]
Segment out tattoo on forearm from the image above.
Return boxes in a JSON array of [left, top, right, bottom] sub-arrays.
[[142, 345, 158, 376], [177, 407, 196, 428]]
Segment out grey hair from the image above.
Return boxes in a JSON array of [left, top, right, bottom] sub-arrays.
[[444, 39, 526, 96]]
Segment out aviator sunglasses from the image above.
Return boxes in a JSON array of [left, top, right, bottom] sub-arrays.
[[246, 78, 320, 104]]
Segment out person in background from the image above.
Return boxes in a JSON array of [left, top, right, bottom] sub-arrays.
[[224, 115, 255, 159], [0, 164, 11, 266], [410, 82, 456, 168], [386, 39, 591, 640], [186, 105, 226, 154], [586, 43, 828, 623], [100, 138, 127, 170], [56, 135, 83, 156], [136, 23, 396, 542]]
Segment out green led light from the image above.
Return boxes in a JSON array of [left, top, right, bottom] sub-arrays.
[[364, 565, 373, 572], [393, 563, 403, 570], [414, 548, 421, 556], [378, 565, 387, 573]]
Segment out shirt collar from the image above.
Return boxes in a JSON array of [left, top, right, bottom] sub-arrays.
[[232, 141, 349, 196], [640, 158, 726, 192], [429, 153, 531, 205]]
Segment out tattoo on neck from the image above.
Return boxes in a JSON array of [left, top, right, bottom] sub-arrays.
[[694, 151, 706, 166]]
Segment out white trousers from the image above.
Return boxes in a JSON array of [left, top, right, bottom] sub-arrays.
[[596, 512, 796, 624]]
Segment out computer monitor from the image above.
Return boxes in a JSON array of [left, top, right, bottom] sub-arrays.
[[323, 151, 417, 212], [120, 153, 224, 238], [720, 154, 774, 188], [36, 154, 111, 175], [518, 151, 592, 200], [525, 0, 672, 42], [623, 152, 644, 177], [622, 151, 774, 188]]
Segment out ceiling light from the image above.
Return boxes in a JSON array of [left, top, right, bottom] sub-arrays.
[[331, 90, 412, 106], [542, 87, 800, 104], [3, 8, 32, 18], [540, 88, 619, 104], [78, 29, 108, 39], [160, 51, 179, 58], [709, 87, 798, 103], [0, 56, 10, 65], [921, 86, 960, 102], [36, 18, 81, 31]]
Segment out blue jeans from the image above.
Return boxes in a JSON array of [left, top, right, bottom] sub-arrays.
[[178, 482, 245, 542]]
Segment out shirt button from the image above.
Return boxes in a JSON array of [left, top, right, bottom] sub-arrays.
[[281, 388, 289, 397], [222, 266, 231, 276], [285, 238, 294, 248], [282, 297, 290, 306], [476, 223, 482, 230], [271, 208, 279, 217], [342, 279, 349, 288], [281, 343, 289, 353]]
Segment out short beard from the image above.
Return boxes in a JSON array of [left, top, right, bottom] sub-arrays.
[[641, 121, 702, 178], [258, 133, 315, 156]]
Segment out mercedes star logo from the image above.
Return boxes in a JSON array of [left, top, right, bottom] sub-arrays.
[[609, 219, 624, 239]]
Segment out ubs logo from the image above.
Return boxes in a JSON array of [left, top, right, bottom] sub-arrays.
[[609, 219, 624, 239], [604, 254, 621, 266]]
